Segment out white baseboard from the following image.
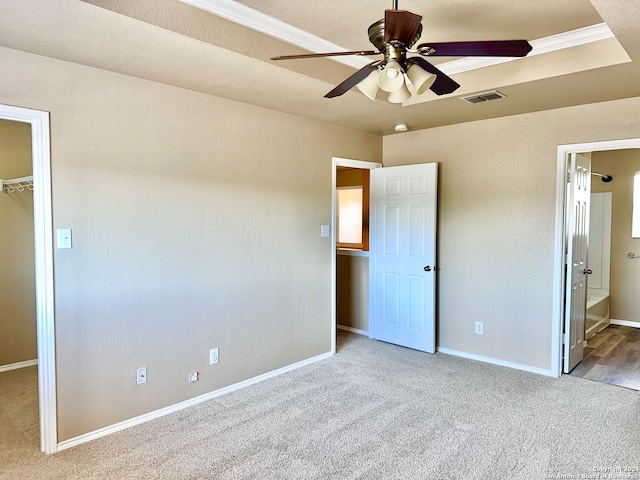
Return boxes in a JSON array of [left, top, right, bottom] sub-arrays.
[[610, 318, 640, 329], [57, 350, 334, 452], [0, 359, 37, 373], [337, 324, 369, 336], [437, 347, 556, 378]]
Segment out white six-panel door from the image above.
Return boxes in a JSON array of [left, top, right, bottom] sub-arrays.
[[372, 163, 437, 353], [563, 152, 591, 373]]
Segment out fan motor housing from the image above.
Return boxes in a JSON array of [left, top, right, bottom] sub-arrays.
[[368, 19, 423, 52]]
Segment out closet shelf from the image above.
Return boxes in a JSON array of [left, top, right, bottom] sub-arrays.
[[0, 175, 33, 193]]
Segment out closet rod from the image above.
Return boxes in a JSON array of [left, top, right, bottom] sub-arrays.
[[0, 175, 34, 193]]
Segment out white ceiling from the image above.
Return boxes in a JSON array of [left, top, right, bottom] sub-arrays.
[[1, 0, 639, 135]]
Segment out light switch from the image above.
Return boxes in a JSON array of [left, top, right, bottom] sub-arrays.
[[320, 225, 330, 238], [57, 228, 72, 249]]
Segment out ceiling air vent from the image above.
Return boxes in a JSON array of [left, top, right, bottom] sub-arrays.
[[460, 91, 507, 104]]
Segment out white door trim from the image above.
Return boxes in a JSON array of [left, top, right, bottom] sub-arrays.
[[331, 157, 381, 354], [552, 138, 640, 378], [0, 104, 56, 453]]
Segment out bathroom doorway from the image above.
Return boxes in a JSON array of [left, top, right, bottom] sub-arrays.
[[555, 140, 640, 390]]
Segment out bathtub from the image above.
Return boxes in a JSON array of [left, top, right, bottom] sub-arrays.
[[586, 288, 610, 339]]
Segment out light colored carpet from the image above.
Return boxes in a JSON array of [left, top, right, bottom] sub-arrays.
[[2, 331, 640, 479]]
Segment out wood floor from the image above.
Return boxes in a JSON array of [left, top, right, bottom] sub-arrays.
[[569, 324, 640, 391]]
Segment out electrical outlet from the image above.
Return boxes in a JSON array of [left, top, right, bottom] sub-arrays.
[[188, 372, 198, 383], [475, 322, 484, 335], [209, 347, 219, 365], [136, 367, 147, 385]]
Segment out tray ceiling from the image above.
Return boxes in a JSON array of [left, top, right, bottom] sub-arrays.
[[0, 0, 639, 135]]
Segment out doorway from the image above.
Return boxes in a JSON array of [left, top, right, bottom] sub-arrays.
[[331, 157, 380, 353], [554, 138, 640, 390], [0, 119, 36, 368], [0, 119, 38, 454], [0, 104, 56, 453], [331, 158, 439, 355]]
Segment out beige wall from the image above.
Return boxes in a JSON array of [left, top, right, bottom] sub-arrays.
[[336, 254, 369, 331], [384, 96, 640, 371], [0, 46, 382, 441], [336, 168, 366, 188], [7, 38, 640, 441], [592, 149, 640, 322], [0, 119, 36, 366]]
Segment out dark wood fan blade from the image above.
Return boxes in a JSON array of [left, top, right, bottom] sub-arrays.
[[325, 62, 378, 98], [271, 50, 380, 61], [384, 10, 422, 46], [409, 57, 460, 95], [417, 40, 532, 57]]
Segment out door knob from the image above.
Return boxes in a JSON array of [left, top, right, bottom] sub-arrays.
[[583, 268, 593, 275], [424, 266, 432, 272]]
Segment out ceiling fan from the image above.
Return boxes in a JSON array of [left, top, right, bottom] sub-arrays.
[[271, 1, 533, 104]]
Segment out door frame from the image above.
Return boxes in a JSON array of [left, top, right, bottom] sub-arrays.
[[331, 157, 381, 354], [0, 104, 56, 453], [552, 138, 640, 377]]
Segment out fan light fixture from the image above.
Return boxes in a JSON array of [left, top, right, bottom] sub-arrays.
[[406, 63, 436, 95], [358, 60, 438, 104], [356, 70, 381, 100], [377, 60, 404, 92], [270, 2, 533, 104], [387, 81, 411, 103]]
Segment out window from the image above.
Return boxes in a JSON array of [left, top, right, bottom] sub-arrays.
[[633, 171, 640, 238], [336, 168, 369, 250], [337, 186, 363, 245]]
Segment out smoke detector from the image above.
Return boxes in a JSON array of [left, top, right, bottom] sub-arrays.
[[460, 90, 507, 104]]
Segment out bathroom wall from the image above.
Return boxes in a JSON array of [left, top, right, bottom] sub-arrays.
[[0, 119, 36, 367], [592, 150, 640, 323]]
